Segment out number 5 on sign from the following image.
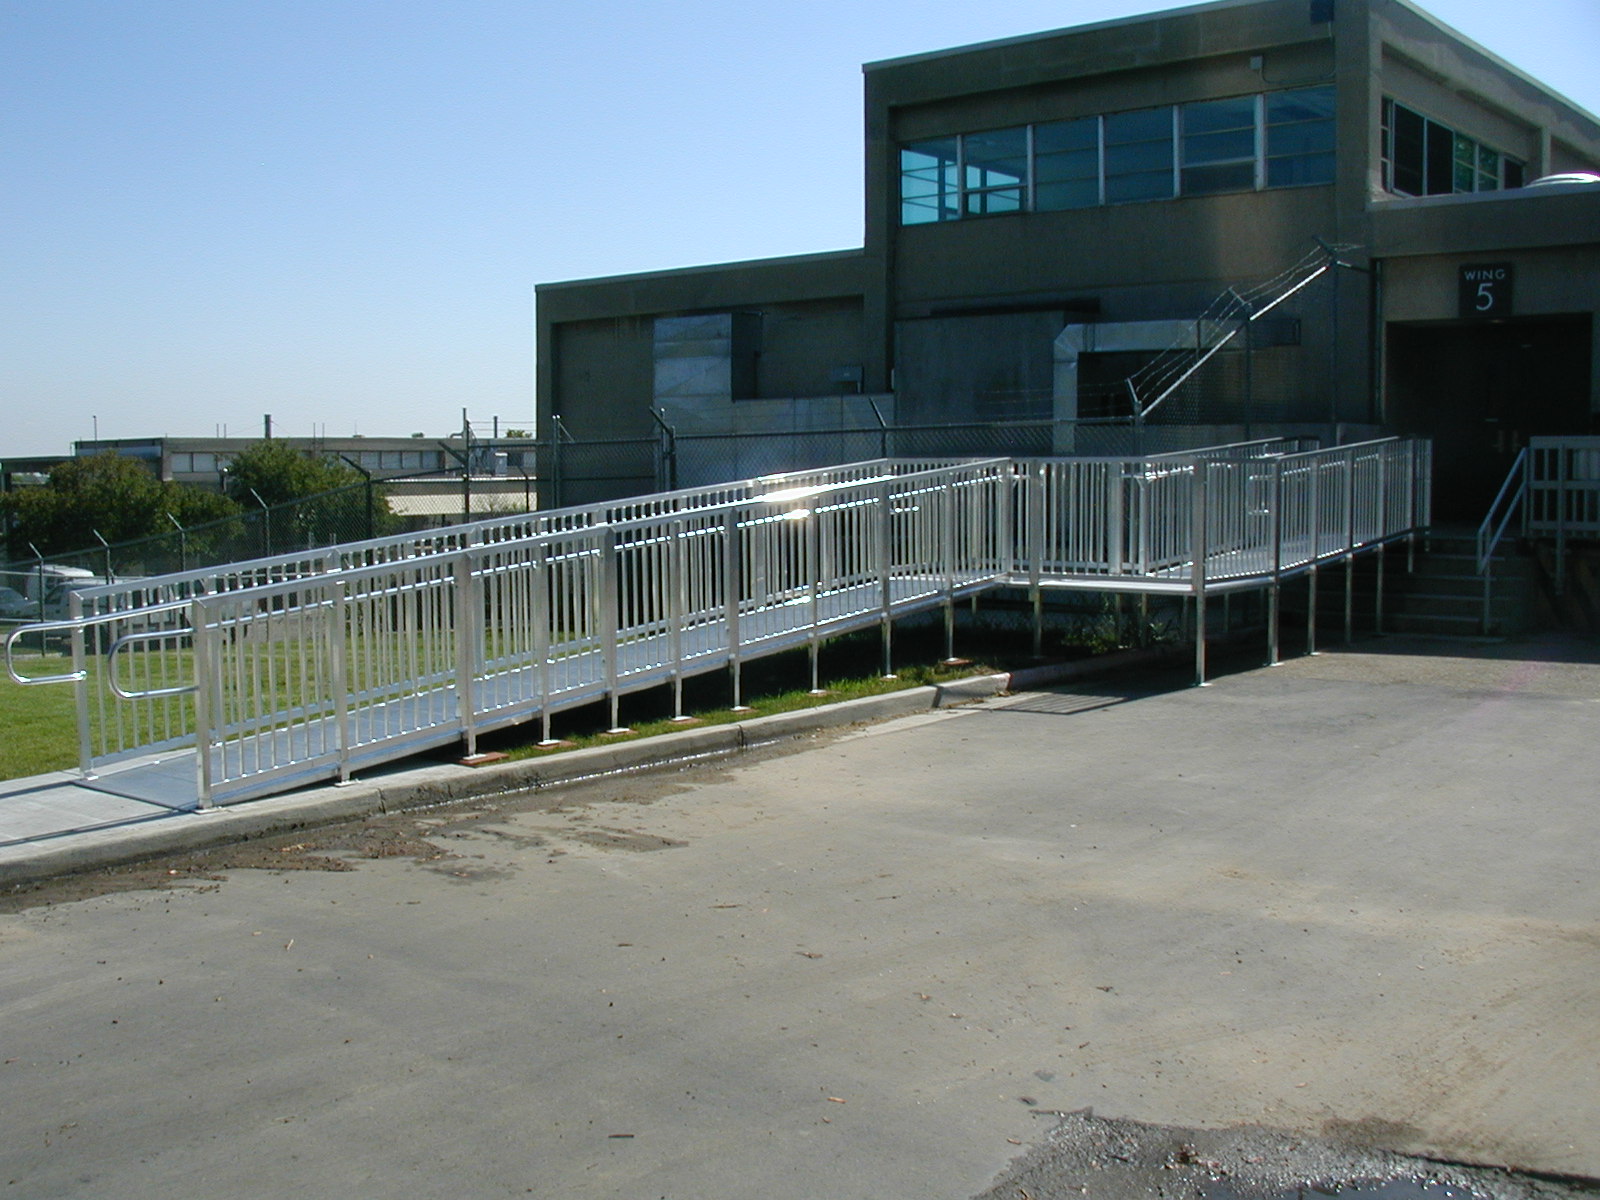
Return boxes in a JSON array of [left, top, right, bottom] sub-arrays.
[[1459, 263, 1514, 318]]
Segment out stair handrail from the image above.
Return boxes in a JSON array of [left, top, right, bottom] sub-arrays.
[[1475, 447, 1528, 634]]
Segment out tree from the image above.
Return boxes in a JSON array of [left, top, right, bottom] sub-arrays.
[[223, 442, 394, 548], [223, 441, 363, 508], [0, 453, 237, 559]]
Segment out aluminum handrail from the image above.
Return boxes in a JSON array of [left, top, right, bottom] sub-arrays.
[[3, 597, 195, 686], [59, 457, 947, 618], [3, 443, 1430, 806], [1477, 447, 1528, 578], [106, 628, 199, 700], [4, 619, 92, 685]]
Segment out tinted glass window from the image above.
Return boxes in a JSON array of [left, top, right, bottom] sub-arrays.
[[1104, 108, 1173, 203], [962, 127, 1027, 215], [901, 139, 960, 224], [1035, 117, 1099, 210], [1390, 103, 1425, 195], [1265, 86, 1334, 188], [1182, 96, 1257, 195]]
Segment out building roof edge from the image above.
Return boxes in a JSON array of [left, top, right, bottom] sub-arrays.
[[536, 248, 865, 294], [861, 0, 1266, 73]]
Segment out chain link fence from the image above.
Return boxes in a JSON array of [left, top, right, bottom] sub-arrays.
[[1, 479, 385, 614], [0, 463, 559, 616]]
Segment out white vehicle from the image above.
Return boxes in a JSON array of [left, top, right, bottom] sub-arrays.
[[0, 563, 99, 605], [40, 579, 109, 621]]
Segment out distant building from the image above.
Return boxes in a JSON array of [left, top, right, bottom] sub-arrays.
[[67, 434, 534, 491], [1, 434, 539, 529], [536, 0, 1600, 517]]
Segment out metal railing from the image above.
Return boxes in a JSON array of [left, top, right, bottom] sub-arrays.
[[1476, 436, 1600, 629], [6, 439, 1428, 808]]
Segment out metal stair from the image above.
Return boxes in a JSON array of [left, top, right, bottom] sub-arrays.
[[1300, 531, 1535, 639], [1387, 531, 1535, 637]]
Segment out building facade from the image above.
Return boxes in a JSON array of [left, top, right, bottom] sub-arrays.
[[535, 0, 1600, 516]]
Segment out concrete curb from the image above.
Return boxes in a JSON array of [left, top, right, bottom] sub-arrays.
[[0, 642, 1188, 889]]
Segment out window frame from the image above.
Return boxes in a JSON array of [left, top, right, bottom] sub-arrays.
[[1180, 93, 1263, 197], [1101, 105, 1178, 205], [898, 85, 1337, 226], [1264, 85, 1336, 189], [1380, 97, 1523, 197]]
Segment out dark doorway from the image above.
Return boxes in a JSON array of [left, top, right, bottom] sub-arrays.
[[1386, 315, 1593, 521]]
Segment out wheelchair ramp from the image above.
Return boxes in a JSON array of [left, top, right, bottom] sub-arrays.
[[76, 754, 201, 811], [4, 442, 1431, 812]]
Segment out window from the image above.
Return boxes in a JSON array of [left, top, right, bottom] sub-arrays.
[[170, 452, 218, 475], [1265, 86, 1335, 187], [1182, 95, 1259, 195], [1034, 117, 1100, 210], [901, 139, 959, 224], [898, 87, 1334, 225], [1381, 98, 1522, 196], [1104, 107, 1174, 203], [962, 126, 1028, 215]]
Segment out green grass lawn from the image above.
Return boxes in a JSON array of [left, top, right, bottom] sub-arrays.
[[0, 651, 82, 779], [0, 613, 1144, 783], [495, 657, 992, 762], [0, 644, 991, 782]]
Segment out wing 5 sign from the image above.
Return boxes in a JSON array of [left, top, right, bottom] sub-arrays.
[[1459, 263, 1514, 318]]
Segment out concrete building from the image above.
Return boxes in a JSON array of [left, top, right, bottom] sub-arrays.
[[535, 0, 1600, 517], [63, 434, 535, 492]]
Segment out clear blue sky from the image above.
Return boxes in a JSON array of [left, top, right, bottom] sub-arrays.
[[3, 0, 1596, 458]]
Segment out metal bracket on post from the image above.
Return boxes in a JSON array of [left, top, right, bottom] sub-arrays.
[[534, 540, 559, 745], [1404, 441, 1418, 575], [1192, 460, 1209, 686], [1306, 456, 1321, 656], [599, 526, 626, 733], [940, 475, 958, 664], [1268, 457, 1283, 667], [1374, 449, 1387, 635], [1343, 446, 1356, 644], [649, 408, 678, 494], [877, 481, 895, 679], [1556, 452, 1570, 594], [1374, 541, 1386, 636], [454, 554, 479, 758], [330, 578, 352, 784], [867, 398, 890, 460], [807, 501, 825, 694], [670, 517, 692, 718], [191, 596, 216, 810], [1000, 463, 1018, 581], [724, 507, 749, 710], [1028, 463, 1045, 659], [68, 590, 93, 781], [1107, 462, 1127, 578]]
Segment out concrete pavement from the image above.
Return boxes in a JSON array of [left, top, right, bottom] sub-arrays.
[[1, 651, 1180, 886], [0, 633, 1597, 1198]]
